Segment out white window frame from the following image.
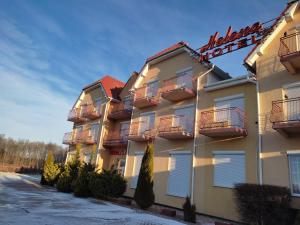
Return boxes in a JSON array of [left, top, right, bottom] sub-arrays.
[[213, 151, 245, 189], [287, 150, 300, 197], [167, 151, 192, 198], [130, 152, 144, 189]]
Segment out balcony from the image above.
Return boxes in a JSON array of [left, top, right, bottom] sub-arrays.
[[81, 103, 101, 120], [62, 132, 76, 145], [199, 107, 247, 138], [67, 108, 85, 123], [103, 132, 129, 148], [278, 32, 300, 74], [108, 101, 133, 120], [158, 115, 194, 139], [161, 74, 196, 102], [132, 86, 159, 109], [77, 130, 97, 145], [270, 97, 300, 137], [128, 121, 156, 142]]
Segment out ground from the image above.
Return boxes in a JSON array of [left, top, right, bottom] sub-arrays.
[[0, 172, 188, 225]]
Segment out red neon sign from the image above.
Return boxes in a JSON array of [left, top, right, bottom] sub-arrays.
[[199, 22, 264, 62]]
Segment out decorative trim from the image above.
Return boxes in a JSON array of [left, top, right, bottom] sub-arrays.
[[176, 66, 193, 74], [287, 150, 300, 155], [172, 103, 195, 110], [214, 93, 244, 102], [213, 151, 245, 155]]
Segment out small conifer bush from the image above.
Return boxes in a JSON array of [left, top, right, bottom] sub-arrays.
[[134, 143, 155, 209], [73, 163, 95, 197], [41, 152, 61, 186], [183, 196, 196, 223]]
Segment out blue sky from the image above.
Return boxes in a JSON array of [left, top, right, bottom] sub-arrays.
[[0, 0, 287, 145]]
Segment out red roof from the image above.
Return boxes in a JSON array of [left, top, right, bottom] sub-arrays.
[[83, 75, 125, 99], [146, 41, 188, 62]]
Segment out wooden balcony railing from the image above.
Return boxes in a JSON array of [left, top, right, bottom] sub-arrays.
[[81, 103, 101, 120], [161, 73, 196, 102], [128, 121, 156, 141], [67, 108, 85, 123], [103, 130, 129, 148], [108, 100, 133, 120], [158, 115, 194, 139], [199, 107, 247, 138], [132, 86, 159, 109], [77, 129, 97, 145], [270, 97, 300, 136], [62, 132, 76, 145], [278, 32, 300, 74]]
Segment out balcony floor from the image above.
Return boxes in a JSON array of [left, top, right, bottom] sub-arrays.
[[161, 87, 196, 102], [199, 127, 247, 138], [280, 52, 300, 74], [82, 113, 101, 120], [158, 131, 194, 139], [103, 140, 128, 148], [132, 98, 158, 109], [273, 121, 300, 137], [128, 135, 153, 142], [67, 117, 85, 123], [108, 110, 132, 120]]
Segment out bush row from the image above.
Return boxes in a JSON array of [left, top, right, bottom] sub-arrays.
[[41, 151, 127, 200]]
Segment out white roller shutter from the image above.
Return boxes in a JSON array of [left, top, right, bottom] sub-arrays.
[[131, 153, 143, 188], [167, 152, 192, 197], [213, 152, 245, 188]]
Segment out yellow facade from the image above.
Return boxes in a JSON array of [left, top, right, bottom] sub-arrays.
[[63, 1, 300, 222]]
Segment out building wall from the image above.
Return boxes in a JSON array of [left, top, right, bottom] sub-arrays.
[[124, 51, 210, 208], [256, 7, 300, 208], [194, 76, 258, 221]]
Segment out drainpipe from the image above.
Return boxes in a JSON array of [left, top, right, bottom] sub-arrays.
[[124, 93, 135, 178], [191, 64, 215, 204], [247, 74, 263, 185], [96, 98, 109, 169]]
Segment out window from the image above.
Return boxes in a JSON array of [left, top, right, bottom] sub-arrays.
[[139, 113, 155, 134], [83, 154, 91, 164], [176, 68, 193, 89], [283, 85, 300, 121], [131, 153, 143, 188], [95, 99, 102, 114], [288, 153, 300, 195], [174, 106, 195, 133], [213, 152, 245, 188], [117, 159, 126, 176], [167, 152, 192, 197], [146, 80, 158, 98], [215, 95, 245, 127], [90, 124, 99, 140], [120, 122, 130, 138]]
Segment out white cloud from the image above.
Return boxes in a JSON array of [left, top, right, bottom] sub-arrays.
[[0, 18, 73, 145]]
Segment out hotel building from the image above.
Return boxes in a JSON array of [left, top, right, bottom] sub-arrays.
[[63, 0, 300, 221]]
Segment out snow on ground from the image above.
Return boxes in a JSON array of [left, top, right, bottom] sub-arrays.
[[0, 172, 187, 225]]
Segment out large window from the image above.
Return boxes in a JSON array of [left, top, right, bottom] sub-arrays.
[[146, 80, 158, 98], [139, 112, 155, 134], [213, 152, 245, 188], [131, 152, 143, 188], [174, 106, 195, 133], [288, 153, 300, 195], [167, 152, 192, 197]]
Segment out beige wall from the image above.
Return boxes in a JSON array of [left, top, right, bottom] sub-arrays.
[[194, 78, 258, 221], [256, 7, 300, 208], [125, 51, 209, 208]]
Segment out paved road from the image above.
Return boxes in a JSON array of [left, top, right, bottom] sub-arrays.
[[0, 172, 185, 225]]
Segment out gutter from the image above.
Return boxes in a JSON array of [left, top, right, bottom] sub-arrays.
[[191, 65, 215, 205], [244, 75, 263, 185]]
